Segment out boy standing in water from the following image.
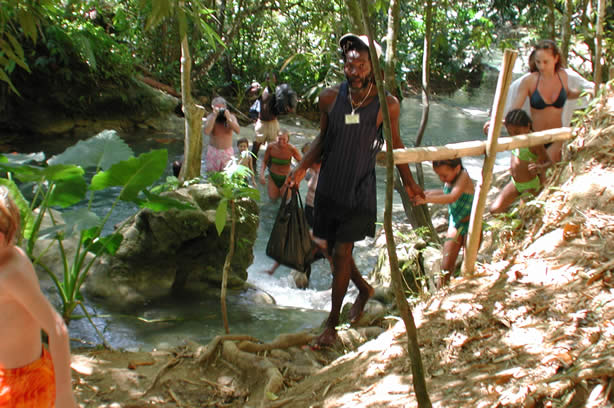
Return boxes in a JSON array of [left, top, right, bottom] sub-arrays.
[[237, 137, 257, 185], [0, 187, 79, 407]]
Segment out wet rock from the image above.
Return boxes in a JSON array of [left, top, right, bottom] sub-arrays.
[[86, 183, 259, 307]]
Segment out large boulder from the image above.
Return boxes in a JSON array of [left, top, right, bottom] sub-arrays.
[[85, 183, 259, 307]]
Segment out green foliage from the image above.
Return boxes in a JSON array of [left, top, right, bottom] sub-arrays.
[[0, 130, 192, 329], [208, 162, 260, 236]]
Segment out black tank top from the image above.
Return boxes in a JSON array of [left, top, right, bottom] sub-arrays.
[[316, 81, 383, 212]]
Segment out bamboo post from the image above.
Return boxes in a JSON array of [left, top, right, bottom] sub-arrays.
[[461, 49, 517, 276]]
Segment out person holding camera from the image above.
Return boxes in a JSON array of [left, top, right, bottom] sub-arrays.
[[204, 96, 241, 172]]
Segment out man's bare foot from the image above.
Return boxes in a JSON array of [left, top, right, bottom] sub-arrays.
[[313, 327, 338, 348], [349, 285, 374, 324]]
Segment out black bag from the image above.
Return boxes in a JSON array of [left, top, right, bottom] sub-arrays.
[[265, 188, 315, 272], [273, 83, 298, 115]]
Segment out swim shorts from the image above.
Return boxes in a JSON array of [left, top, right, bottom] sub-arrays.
[[0, 347, 55, 407], [206, 145, 235, 172], [512, 175, 540, 194], [254, 119, 280, 144]]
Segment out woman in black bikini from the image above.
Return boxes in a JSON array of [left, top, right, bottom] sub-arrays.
[[510, 40, 583, 162]]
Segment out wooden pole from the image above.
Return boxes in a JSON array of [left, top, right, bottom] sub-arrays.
[[461, 49, 517, 276], [376, 127, 572, 165], [358, 0, 432, 405]]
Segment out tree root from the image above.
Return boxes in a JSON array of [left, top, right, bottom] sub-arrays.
[[222, 341, 284, 406], [531, 357, 614, 402], [237, 332, 314, 353], [196, 334, 258, 365]]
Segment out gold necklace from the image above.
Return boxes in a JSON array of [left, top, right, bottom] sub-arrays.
[[349, 81, 373, 115]]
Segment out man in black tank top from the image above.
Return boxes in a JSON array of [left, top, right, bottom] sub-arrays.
[[286, 33, 424, 347]]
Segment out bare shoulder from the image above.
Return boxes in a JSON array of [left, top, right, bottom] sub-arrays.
[[460, 170, 475, 192], [0, 247, 32, 288], [557, 68, 570, 86], [385, 94, 400, 114], [319, 85, 341, 110]]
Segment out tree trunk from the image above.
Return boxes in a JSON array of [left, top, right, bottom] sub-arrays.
[[345, 0, 364, 34], [594, 0, 606, 94], [560, 0, 573, 65], [384, 0, 401, 98], [179, 33, 205, 181], [546, 0, 556, 39], [221, 200, 236, 334], [394, 0, 439, 244], [358, 1, 432, 406]]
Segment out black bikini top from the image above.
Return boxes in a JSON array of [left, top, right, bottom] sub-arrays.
[[529, 73, 567, 110]]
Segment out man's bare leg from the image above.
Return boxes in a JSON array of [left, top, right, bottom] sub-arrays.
[[315, 242, 353, 346], [348, 256, 374, 324]]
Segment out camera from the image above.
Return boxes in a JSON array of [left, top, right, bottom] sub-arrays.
[[215, 108, 226, 124], [215, 107, 227, 124]]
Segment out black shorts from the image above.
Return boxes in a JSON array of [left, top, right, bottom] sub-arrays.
[[312, 194, 376, 244]]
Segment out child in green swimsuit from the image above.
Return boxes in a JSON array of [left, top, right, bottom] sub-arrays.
[[414, 158, 476, 287], [490, 109, 552, 214]]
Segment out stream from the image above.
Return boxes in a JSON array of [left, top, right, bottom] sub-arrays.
[[52, 72, 514, 350]]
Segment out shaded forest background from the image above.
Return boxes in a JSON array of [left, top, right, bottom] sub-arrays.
[[0, 0, 612, 134]]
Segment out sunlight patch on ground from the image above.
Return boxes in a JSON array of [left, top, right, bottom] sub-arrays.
[[328, 373, 411, 408], [503, 326, 545, 354]]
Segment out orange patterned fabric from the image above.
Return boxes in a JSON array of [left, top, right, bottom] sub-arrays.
[[0, 347, 55, 407]]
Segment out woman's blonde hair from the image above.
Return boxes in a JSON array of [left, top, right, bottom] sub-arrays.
[[0, 186, 21, 244]]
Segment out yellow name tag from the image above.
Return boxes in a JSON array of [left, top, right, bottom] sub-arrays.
[[345, 113, 360, 125]]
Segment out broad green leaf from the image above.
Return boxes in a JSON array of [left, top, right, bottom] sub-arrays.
[[48, 130, 133, 171], [0, 178, 34, 240], [0, 69, 20, 95], [72, 32, 97, 71], [0, 163, 82, 184], [215, 199, 228, 236], [47, 175, 87, 207], [84, 232, 123, 256], [0, 38, 29, 72], [61, 208, 101, 234], [137, 190, 195, 211], [90, 149, 168, 202], [42, 164, 85, 182], [0, 164, 44, 183], [17, 9, 38, 42]]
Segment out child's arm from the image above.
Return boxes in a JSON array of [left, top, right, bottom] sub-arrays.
[[528, 144, 552, 175], [414, 189, 444, 205], [418, 172, 473, 205], [2, 249, 78, 407]]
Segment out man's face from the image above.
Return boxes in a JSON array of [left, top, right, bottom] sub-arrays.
[[343, 49, 373, 91]]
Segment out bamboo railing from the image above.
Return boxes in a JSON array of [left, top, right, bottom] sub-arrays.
[[376, 49, 575, 276]]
